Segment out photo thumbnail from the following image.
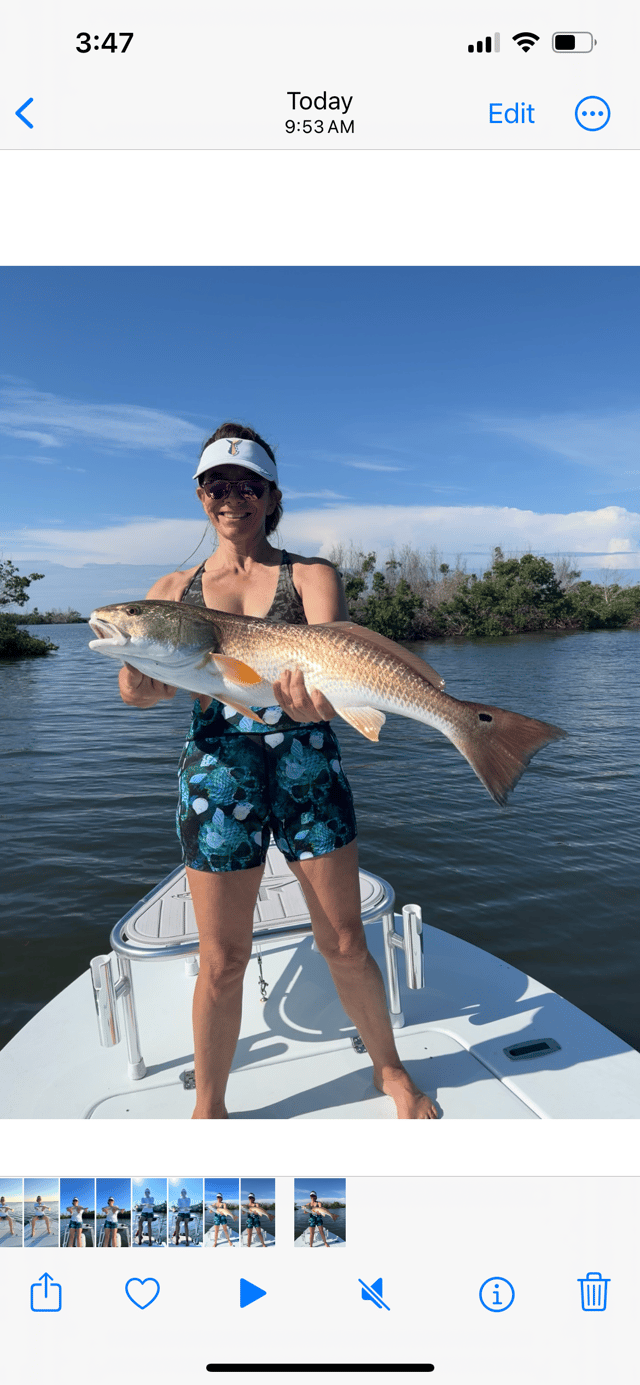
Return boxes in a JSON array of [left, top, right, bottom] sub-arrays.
[[132, 1179, 167, 1248], [23, 1179, 59, 1248], [168, 1178, 203, 1247], [240, 1181, 275, 1248], [60, 1178, 95, 1248], [204, 1179, 240, 1248], [96, 1178, 131, 1247], [0, 1179, 22, 1247], [294, 1179, 346, 1248]]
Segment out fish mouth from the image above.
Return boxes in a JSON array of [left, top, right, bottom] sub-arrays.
[[88, 616, 129, 649]]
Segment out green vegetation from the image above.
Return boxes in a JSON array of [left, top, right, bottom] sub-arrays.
[[329, 544, 640, 642], [0, 560, 58, 657]]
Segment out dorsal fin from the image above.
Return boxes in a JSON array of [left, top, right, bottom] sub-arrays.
[[325, 622, 445, 691]]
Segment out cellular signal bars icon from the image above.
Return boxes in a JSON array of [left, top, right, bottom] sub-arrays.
[[468, 34, 500, 54]]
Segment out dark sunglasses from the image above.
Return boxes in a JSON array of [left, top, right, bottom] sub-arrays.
[[200, 477, 266, 501]]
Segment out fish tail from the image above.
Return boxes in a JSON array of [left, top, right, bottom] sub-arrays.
[[449, 700, 567, 806]]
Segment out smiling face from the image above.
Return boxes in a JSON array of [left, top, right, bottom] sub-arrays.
[[197, 464, 278, 544]]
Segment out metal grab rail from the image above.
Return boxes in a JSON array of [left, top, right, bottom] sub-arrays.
[[89, 867, 426, 1076], [382, 904, 425, 1028]]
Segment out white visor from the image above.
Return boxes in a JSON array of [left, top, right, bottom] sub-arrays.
[[193, 437, 278, 484]]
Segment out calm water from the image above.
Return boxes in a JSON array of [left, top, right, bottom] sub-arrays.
[[1, 624, 639, 1051], [294, 1207, 346, 1241]]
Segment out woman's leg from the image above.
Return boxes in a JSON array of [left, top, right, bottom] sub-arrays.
[[224, 1226, 232, 1245], [257, 1228, 266, 1247], [290, 840, 438, 1119], [213, 1225, 219, 1246], [309, 1226, 315, 1246], [45, 1217, 52, 1234], [320, 1227, 329, 1247], [187, 864, 263, 1119], [247, 1228, 252, 1247], [30, 1218, 36, 1238], [8, 1217, 14, 1234]]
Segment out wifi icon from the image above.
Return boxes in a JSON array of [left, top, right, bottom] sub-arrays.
[[512, 31, 540, 52]]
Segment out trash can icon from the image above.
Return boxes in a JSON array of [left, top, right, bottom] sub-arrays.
[[578, 1272, 610, 1311]]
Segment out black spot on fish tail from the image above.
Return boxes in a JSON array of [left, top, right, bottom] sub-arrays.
[[478, 713, 492, 722]]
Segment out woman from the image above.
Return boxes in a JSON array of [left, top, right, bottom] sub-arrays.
[[173, 1189, 192, 1245], [29, 1197, 52, 1239], [207, 1193, 236, 1247], [241, 1193, 273, 1248], [136, 1189, 156, 1245], [302, 1191, 339, 1248], [0, 1196, 16, 1237], [119, 422, 437, 1121], [66, 1198, 87, 1247], [101, 1198, 123, 1247]]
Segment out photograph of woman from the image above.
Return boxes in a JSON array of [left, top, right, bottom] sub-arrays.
[[97, 1180, 131, 1247], [24, 1180, 59, 1247], [204, 1179, 239, 1247], [240, 1181, 275, 1248], [169, 1178, 203, 1247], [61, 1180, 95, 1247], [294, 1180, 346, 1248], [132, 1179, 167, 1247], [118, 422, 436, 1122], [0, 1181, 21, 1245]]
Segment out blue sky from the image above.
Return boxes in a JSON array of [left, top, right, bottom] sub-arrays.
[[205, 1178, 239, 1204], [24, 1178, 58, 1204], [2, 267, 639, 612], [294, 1179, 346, 1202], [241, 1179, 275, 1202], [0, 1179, 22, 1202], [132, 1178, 167, 1203], [168, 1177, 203, 1205], [96, 1178, 131, 1211], [60, 1178, 95, 1211]]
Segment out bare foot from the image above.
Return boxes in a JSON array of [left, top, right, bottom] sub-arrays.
[[191, 1101, 228, 1119], [374, 1066, 439, 1119]]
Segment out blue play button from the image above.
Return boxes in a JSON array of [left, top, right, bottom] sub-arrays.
[[240, 1278, 267, 1308]]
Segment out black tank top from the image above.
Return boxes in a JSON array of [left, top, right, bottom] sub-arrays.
[[180, 550, 311, 734]]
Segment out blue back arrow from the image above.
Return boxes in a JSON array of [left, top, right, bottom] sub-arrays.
[[16, 98, 34, 129]]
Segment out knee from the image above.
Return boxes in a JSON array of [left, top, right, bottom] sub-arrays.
[[316, 922, 369, 969], [198, 942, 251, 993]]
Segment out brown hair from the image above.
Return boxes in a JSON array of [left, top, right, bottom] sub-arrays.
[[199, 422, 283, 537]]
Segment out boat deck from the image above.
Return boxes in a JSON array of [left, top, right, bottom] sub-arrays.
[[2, 852, 639, 1119]]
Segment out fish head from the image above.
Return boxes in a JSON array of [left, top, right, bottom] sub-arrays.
[[89, 599, 223, 673]]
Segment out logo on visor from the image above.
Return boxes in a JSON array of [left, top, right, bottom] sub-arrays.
[[228, 440, 240, 455]]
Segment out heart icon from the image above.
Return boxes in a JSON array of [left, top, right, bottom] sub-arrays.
[[125, 1277, 160, 1309]]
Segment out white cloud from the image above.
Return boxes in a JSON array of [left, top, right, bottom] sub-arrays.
[[476, 410, 640, 470], [344, 462, 406, 472], [6, 503, 640, 571], [0, 386, 204, 456], [282, 488, 350, 500]]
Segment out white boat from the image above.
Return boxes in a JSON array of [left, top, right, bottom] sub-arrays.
[[204, 1224, 239, 1248], [295, 1226, 346, 1247], [0, 1219, 22, 1249], [241, 1228, 276, 1248], [1, 842, 639, 1120]]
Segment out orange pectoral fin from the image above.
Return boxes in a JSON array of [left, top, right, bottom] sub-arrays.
[[210, 653, 262, 686]]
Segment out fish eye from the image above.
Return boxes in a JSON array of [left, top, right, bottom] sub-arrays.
[[125, 604, 142, 616]]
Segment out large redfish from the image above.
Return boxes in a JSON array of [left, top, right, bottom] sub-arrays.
[[89, 600, 566, 805]]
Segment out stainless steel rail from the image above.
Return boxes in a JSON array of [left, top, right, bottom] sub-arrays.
[[90, 867, 427, 1075], [382, 904, 425, 1028]]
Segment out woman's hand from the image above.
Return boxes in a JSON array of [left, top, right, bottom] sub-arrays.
[[273, 668, 337, 722], [119, 663, 177, 708]]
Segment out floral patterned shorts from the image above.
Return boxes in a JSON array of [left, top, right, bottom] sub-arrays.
[[176, 704, 357, 873]]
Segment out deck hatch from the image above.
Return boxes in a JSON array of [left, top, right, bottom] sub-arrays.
[[503, 1037, 561, 1061]]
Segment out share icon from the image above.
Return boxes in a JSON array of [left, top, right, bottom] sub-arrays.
[[359, 1277, 390, 1310]]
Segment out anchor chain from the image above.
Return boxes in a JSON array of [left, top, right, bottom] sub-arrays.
[[256, 951, 269, 1004]]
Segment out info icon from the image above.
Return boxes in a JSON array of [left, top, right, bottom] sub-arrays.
[[479, 1276, 515, 1312]]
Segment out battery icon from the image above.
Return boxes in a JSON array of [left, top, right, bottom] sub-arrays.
[[552, 32, 595, 52]]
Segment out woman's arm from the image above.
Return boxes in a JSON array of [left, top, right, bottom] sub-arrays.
[[118, 573, 184, 708]]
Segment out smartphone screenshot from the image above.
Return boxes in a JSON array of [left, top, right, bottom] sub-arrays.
[[1, 4, 638, 1382]]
